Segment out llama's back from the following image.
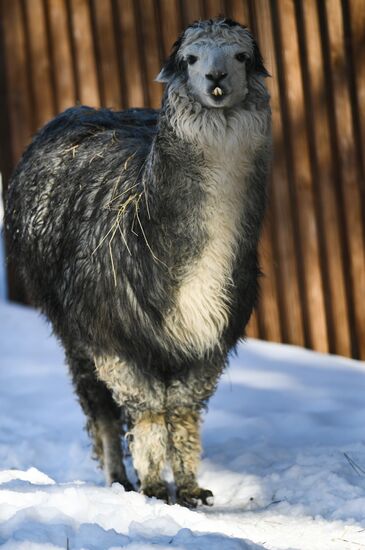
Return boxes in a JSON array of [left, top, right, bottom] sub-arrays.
[[5, 106, 159, 343]]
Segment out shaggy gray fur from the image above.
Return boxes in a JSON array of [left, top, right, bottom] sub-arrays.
[[5, 18, 271, 507]]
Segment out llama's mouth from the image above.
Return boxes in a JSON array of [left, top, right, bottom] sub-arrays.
[[210, 86, 227, 103], [201, 85, 233, 108], [212, 86, 224, 97]]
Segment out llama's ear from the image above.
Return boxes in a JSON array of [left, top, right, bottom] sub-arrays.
[[155, 69, 167, 83], [249, 38, 270, 77], [155, 60, 176, 83], [155, 32, 186, 83]]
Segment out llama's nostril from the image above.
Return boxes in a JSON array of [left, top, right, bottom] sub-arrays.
[[205, 72, 227, 82]]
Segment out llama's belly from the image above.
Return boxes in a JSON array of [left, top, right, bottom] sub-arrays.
[[164, 165, 245, 355]]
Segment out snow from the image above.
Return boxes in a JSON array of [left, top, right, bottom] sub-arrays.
[[1, 301, 365, 549]]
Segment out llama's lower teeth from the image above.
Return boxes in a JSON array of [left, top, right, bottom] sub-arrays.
[[212, 87, 223, 97]]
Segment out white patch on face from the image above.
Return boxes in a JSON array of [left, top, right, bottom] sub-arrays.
[[178, 25, 254, 109], [164, 99, 271, 355]]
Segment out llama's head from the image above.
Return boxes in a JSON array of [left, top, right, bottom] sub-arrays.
[[156, 18, 269, 110]]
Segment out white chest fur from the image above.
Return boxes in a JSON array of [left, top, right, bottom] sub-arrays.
[[164, 163, 246, 354], [163, 100, 270, 355], [162, 94, 270, 355]]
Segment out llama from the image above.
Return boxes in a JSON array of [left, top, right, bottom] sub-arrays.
[[5, 18, 271, 507]]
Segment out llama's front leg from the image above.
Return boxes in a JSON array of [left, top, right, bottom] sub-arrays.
[[95, 355, 168, 501], [166, 360, 223, 507], [130, 411, 169, 501], [167, 408, 213, 508]]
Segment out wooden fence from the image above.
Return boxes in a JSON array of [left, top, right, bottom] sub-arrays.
[[1, 0, 365, 359]]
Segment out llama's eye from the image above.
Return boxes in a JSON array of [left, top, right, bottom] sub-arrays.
[[235, 52, 248, 63], [187, 55, 198, 65]]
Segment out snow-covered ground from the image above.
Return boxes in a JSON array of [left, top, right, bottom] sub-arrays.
[[1, 301, 365, 549]]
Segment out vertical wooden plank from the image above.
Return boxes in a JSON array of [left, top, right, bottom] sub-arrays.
[[23, 0, 55, 128], [0, 0, 31, 302], [225, 0, 250, 24], [203, 0, 226, 18], [67, 0, 100, 106], [90, 0, 122, 109], [348, 0, 365, 169], [45, 0, 76, 112], [321, 0, 365, 359], [115, 0, 145, 107], [273, 0, 328, 353], [137, 0, 164, 108], [0, 0, 13, 307], [181, 0, 204, 26], [345, 0, 365, 242], [1, 0, 33, 162], [249, 2, 283, 343], [0, 2, 14, 182], [246, 310, 259, 339], [254, 0, 305, 347], [255, 214, 283, 343], [299, 0, 352, 356], [155, 0, 183, 60]]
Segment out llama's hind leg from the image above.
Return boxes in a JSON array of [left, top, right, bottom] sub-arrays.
[[167, 408, 213, 508], [87, 414, 131, 488], [66, 351, 133, 489]]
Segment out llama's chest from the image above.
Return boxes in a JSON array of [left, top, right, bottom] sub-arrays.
[[164, 162, 247, 355]]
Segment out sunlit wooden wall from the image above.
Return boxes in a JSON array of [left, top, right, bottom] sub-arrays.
[[1, 0, 365, 358]]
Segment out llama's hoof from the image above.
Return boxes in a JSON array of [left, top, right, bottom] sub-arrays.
[[142, 482, 169, 503], [120, 479, 135, 492], [109, 474, 135, 492], [176, 486, 214, 508]]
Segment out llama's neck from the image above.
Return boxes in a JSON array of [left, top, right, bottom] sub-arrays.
[[144, 89, 270, 355], [164, 85, 269, 153]]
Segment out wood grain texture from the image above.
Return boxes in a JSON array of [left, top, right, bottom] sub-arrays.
[[275, 0, 329, 352], [90, 0, 122, 109], [1, 0, 365, 358], [322, 0, 365, 358], [300, 0, 352, 357], [67, 0, 100, 106], [23, 0, 55, 128], [136, 0, 164, 108], [1, 0, 33, 161], [45, 0, 77, 112], [255, 0, 306, 347]]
